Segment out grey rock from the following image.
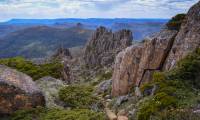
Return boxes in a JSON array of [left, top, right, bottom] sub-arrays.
[[84, 26, 132, 69]]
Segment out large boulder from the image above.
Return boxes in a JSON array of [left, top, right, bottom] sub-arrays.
[[84, 26, 132, 69], [0, 65, 45, 115], [35, 76, 67, 108], [112, 30, 177, 96], [164, 1, 200, 70]]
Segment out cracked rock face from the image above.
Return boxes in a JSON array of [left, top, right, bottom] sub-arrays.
[[112, 30, 177, 96], [0, 65, 45, 115], [164, 1, 200, 70], [83, 26, 132, 69]]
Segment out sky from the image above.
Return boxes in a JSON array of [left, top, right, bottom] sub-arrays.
[[0, 0, 199, 22]]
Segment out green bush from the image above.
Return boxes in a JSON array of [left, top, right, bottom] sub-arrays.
[[0, 57, 63, 80], [137, 93, 177, 120], [59, 85, 101, 109], [167, 13, 186, 30], [11, 107, 106, 120]]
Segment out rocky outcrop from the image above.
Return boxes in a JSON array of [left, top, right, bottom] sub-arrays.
[[0, 65, 45, 115], [35, 77, 67, 108], [53, 47, 72, 60], [84, 26, 132, 69], [164, 1, 200, 70], [52, 47, 72, 83], [112, 30, 177, 96]]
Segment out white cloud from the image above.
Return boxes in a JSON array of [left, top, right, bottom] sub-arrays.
[[0, 0, 199, 22]]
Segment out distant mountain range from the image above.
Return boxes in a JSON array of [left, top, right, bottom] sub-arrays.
[[0, 18, 169, 58], [2, 18, 169, 25], [0, 26, 92, 58]]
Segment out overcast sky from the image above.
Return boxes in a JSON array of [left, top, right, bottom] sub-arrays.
[[0, 0, 199, 22]]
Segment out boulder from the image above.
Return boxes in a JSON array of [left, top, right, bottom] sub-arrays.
[[0, 65, 45, 115], [35, 76, 67, 108]]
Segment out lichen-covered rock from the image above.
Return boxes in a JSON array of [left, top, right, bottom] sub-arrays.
[[0, 65, 45, 115], [112, 30, 177, 96], [164, 1, 200, 70], [84, 26, 132, 69], [35, 76, 67, 108]]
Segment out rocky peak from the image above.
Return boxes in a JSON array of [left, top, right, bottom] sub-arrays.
[[83, 26, 132, 69]]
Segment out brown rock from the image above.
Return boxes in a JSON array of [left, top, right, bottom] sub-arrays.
[[164, 1, 200, 70], [84, 26, 132, 69], [0, 65, 45, 115]]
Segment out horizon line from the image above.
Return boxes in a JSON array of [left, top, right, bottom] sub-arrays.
[[1, 18, 170, 23]]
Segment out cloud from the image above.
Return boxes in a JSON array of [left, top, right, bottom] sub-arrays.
[[0, 0, 199, 22]]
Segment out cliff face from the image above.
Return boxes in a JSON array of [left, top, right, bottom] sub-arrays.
[[83, 26, 132, 69], [0, 65, 45, 115], [112, 1, 200, 96]]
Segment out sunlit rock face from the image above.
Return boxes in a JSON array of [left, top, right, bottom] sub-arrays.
[[112, 30, 177, 96], [164, 1, 200, 70], [83, 26, 132, 69], [0, 65, 45, 115]]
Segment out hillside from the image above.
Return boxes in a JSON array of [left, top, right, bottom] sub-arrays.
[[0, 26, 92, 58]]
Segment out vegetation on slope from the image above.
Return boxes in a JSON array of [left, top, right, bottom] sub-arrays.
[[10, 107, 106, 120], [137, 48, 200, 120], [166, 13, 186, 30], [0, 57, 63, 80]]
